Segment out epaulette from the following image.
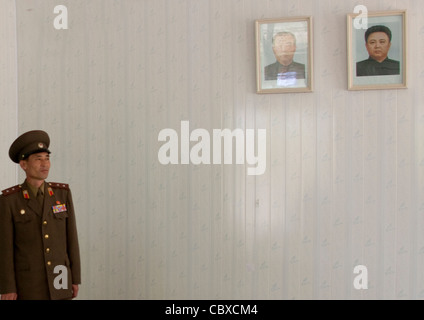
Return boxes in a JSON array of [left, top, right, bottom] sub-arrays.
[[1, 184, 22, 196], [48, 182, 70, 190]]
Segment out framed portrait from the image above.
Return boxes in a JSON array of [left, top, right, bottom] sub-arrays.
[[347, 10, 407, 91], [255, 16, 313, 94]]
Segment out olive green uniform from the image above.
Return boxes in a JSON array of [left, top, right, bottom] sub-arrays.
[[0, 130, 81, 300], [0, 180, 81, 300]]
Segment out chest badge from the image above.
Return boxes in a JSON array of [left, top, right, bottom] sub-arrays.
[[52, 204, 67, 213]]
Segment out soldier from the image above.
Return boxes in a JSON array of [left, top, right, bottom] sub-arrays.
[[0, 130, 81, 300]]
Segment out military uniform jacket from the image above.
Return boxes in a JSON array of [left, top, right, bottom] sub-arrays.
[[0, 180, 81, 300]]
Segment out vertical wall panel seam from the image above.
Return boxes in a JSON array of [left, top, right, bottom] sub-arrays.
[[394, 89, 398, 298], [408, 0, 418, 298], [13, 0, 19, 184]]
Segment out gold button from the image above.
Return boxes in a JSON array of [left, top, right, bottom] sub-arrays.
[[20, 210, 25, 215], [44, 234, 49, 239], [43, 220, 48, 225], [46, 248, 50, 253], [47, 261, 51, 266]]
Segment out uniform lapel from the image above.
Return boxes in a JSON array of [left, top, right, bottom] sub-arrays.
[[21, 180, 43, 217], [43, 182, 57, 218]]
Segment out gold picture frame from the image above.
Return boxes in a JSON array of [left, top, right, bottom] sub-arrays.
[[347, 10, 407, 91], [255, 16, 313, 94]]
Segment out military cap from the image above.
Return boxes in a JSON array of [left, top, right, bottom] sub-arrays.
[[9, 130, 51, 163]]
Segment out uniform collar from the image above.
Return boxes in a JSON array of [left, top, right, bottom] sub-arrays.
[[23, 180, 45, 198]]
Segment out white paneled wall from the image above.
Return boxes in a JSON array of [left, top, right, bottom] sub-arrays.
[[4, 0, 424, 299], [0, 0, 18, 189]]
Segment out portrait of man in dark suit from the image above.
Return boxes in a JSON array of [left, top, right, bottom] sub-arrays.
[[264, 31, 306, 81], [356, 25, 400, 77]]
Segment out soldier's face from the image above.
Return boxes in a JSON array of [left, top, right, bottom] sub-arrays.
[[365, 32, 391, 62], [20, 152, 50, 181]]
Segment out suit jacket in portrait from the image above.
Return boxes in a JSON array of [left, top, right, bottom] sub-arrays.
[[0, 180, 81, 300], [356, 57, 400, 76], [264, 60, 306, 80]]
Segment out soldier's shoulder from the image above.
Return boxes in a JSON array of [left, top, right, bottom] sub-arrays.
[[48, 182, 70, 191], [1, 184, 22, 196]]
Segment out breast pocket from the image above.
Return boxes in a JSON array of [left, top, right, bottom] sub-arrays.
[[53, 211, 69, 220], [52, 204, 69, 220], [13, 209, 37, 242], [13, 209, 34, 224]]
